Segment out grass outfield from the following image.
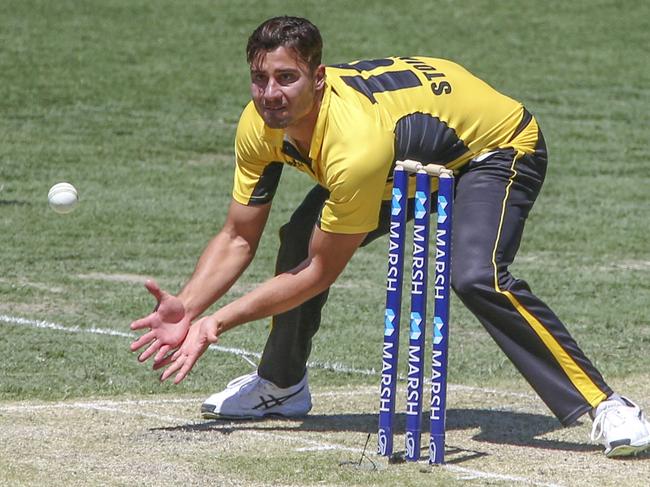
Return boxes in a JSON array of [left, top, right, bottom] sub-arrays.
[[1, 0, 649, 485]]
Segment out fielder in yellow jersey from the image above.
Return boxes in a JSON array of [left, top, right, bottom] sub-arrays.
[[234, 56, 539, 233], [129, 16, 650, 458]]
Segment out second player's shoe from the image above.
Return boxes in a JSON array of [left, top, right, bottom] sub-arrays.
[[201, 371, 312, 419], [591, 396, 650, 457]]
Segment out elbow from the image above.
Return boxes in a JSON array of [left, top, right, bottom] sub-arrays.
[[316, 274, 337, 293], [231, 234, 257, 260], [218, 228, 258, 262]]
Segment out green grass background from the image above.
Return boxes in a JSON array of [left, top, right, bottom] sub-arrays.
[[1, 0, 649, 406]]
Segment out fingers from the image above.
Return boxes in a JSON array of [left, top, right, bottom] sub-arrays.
[[130, 330, 155, 352], [152, 347, 177, 370], [154, 345, 172, 364], [130, 314, 154, 331], [173, 357, 197, 384], [144, 279, 164, 302], [138, 339, 162, 362], [160, 352, 184, 382], [159, 347, 201, 384]]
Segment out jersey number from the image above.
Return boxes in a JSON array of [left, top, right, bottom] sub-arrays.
[[335, 58, 422, 104]]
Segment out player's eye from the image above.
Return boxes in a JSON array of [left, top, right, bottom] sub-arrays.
[[278, 73, 297, 84], [251, 73, 267, 85]]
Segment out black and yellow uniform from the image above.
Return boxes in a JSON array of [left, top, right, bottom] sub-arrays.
[[234, 56, 611, 425], [235, 57, 538, 232]]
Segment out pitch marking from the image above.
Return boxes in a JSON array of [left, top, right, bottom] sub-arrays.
[[0, 314, 535, 399]]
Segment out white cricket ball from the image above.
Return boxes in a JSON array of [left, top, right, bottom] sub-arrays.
[[48, 182, 79, 214]]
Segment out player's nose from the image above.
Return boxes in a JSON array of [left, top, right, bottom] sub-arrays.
[[263, 78, 283, 101]]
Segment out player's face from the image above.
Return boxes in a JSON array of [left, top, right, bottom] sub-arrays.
[[250, 46, 323, 130]]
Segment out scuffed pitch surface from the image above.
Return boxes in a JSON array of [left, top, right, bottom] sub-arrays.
[[1, 383, 649, 486]]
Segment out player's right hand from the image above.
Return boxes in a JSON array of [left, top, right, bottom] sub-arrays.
[[153, 313, 221, 384], [129, 279, 191, 364]]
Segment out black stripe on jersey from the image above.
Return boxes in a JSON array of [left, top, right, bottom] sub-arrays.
[[330, 58, 395, 71], [340, 70, 422, 104], [509, 107, 533, 142], [248, 162, 283, 205], [393, 112, 469, 167]]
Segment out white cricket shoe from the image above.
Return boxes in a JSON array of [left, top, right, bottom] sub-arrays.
[[591, 396, 650, 457], [201, 371, 312, 419]]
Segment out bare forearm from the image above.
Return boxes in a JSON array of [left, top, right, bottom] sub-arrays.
[[213, 259, 332, 332], [195, 227, 366, 339], [178, 231, 255, 320], [212, 229, 368, 332]]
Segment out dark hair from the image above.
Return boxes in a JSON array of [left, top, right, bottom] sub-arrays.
[[246, 16, 322, 71]]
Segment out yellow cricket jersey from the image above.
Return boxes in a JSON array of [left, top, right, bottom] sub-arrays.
[[233, 56, 539, 234]]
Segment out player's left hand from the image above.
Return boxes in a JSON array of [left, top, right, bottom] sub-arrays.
[[129, 279, 191, 364], [154, 315, 220, 384]]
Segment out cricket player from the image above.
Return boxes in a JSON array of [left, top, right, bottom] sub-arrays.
[[130, 16, 650, 457]]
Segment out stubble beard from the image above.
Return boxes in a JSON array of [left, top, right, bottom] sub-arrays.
[[263, 112, 290, 129]]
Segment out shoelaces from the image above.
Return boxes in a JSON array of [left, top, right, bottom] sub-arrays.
[[590, 403, 638, 442]]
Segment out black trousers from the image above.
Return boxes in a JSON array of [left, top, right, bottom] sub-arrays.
[[258, 131, 612, 425]]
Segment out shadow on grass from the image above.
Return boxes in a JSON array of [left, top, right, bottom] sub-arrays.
[[150, 408, 601, 456]]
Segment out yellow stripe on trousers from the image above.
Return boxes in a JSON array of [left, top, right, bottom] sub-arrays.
[[491, 152, 607, 408]]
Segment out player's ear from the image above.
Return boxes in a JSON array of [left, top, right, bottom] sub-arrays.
[[314, 64, 326, 90]]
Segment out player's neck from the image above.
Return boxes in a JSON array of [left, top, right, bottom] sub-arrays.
[[285, 90, 323, 158]]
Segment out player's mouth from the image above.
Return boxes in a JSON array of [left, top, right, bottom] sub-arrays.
[[263, 105, 286, 112], [259, 103, 290, 128]]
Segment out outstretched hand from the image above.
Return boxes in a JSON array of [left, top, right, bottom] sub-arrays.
[[129, 279, 191, 364], [153, 314, 220, 384]]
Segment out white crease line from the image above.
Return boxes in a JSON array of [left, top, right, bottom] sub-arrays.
[[0, 386, 532, 415], [0, 314, 537, 401], [0, 385, 529, 414], [2, 400, 358, 453], [38, 401, 361, 453], [0, 393, 362, 412], [446, 465, 564, 487], [0, 390, 378, 414], [0, 314, 376, 377], [294, 446, 338, 452], [0, 398, 197, 413], [0, 314, 134, 338]]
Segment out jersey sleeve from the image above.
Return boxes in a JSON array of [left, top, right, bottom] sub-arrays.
[[232, 103, 284, 206]]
